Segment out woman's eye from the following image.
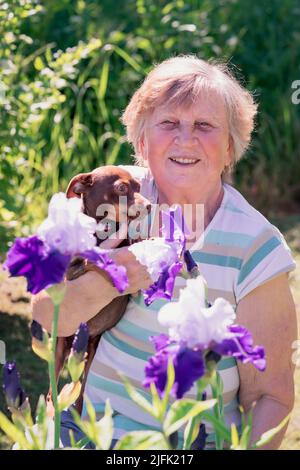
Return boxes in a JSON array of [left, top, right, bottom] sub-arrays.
[[195, 122, 212, 129], [161, 120, 177, 126]]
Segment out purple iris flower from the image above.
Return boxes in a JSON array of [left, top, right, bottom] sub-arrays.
[[143, 334, 205, 399], [31, 320, 44, 341], [2, 362, 26, 409], [3, 192, 129, 296], [81, 247, 128, 294], [143, 206, 187, 305], [144, 324, 266, 400], [144, 261, 183, 306], [3, 237, 129, 296], [72, 323, 89, 358], [3, 235, 71, 294], [212, 325, 266, 371]]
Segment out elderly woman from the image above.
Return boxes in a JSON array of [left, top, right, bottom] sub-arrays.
[[32, 56, 297, 450]]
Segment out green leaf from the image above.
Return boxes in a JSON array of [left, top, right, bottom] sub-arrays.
[[35, 395, 48, 449], [95, 400, 114, 450], [99, 99, 109, 122], [115, 431, 169, 450], [183, 416, 202, 450], [0, 411, 31, 449], [162, 2, 176, 15], [85, 395, 97, 423], [70, 406, 94, 442], [34, 57, 44, 71], [106, 139, 121, 165], [71, 398, 113, 449], [163, 398, 216, 437], [69, 430, 76, 448], [136, 38, 152, 51], [251, 412, 291, 449], [74, 436, 92, 449], [201, 411, 231, 442], [160, 359, 175, 417], [99, 58, 110, 100], [150, 382, 163, 420], [239, 425, 252, 450], [113, 45, 145, 74], [120, 373, 157, 419], [230, 423, 240, 448]]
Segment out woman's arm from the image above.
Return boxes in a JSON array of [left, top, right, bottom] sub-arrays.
[[236, 272, 298, 450], [31, 270, 117, 337], [31, 247, 153, 337]]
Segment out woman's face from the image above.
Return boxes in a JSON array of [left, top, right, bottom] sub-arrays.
[[140, 91, 232, 197]]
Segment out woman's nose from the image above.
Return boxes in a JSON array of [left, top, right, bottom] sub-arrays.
[[174, 124, 198, 146]]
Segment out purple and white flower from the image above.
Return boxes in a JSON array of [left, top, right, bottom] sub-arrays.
[[37, 192, 97, 255], [3, 193, 128, 295], [3, 235, 71, 294], [143, 334, 205, 399], [128, 206, 186, 305], [158, 276, 236, 348], [212, 325, 266, 371], [144, 275, 266, 399], [82, 246, 128, 294]]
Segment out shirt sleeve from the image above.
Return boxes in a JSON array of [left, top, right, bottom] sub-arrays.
[[235, 224, 296, 303]]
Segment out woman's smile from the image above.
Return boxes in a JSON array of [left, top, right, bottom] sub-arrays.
[[169, 156, 201, 166]]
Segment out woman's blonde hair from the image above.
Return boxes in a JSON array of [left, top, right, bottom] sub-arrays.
[[121, 55, 258, 176]]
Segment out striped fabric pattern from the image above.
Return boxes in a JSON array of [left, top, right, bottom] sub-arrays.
[[83, 166, 296, 448]]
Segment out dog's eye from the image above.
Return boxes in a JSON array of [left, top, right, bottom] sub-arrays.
[[115, 183, 128, 195]]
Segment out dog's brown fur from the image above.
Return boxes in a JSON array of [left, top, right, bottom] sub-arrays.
[[46, 166, 151, 415]]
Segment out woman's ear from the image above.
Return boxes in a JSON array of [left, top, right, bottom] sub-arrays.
[[226, 135, 234, 164], [66, 173, 93, 198], [138, 132, 148, 165]]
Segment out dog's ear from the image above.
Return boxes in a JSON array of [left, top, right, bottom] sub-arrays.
[[66, 173, 93, 198]]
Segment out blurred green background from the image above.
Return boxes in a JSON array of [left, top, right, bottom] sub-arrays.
[[1, 0, 300, 256]]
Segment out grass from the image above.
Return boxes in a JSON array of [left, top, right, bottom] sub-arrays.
[[0, 214, 299, 450]]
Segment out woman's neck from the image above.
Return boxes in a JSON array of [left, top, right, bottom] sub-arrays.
[[153, 181, 225, 248], [157, 182, 224, 227]]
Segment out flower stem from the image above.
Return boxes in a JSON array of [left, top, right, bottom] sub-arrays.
[[210, 371, 225, 450], [48, 302, 60, 449], [183, 378, 206, 450]]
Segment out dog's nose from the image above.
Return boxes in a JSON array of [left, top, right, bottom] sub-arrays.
[[146, 204, 151, 214]]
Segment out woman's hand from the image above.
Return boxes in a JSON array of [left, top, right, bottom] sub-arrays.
[[109, 245, 153, 295], [101, 222, 153, 295], [31, 243, 153, 336]]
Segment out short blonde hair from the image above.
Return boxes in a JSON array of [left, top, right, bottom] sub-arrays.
[[121, 55, 258, 173]]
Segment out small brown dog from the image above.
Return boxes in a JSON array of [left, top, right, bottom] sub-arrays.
[[46, 166, 151, 415]]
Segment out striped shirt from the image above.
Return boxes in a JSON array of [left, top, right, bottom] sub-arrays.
[[83, 165, 296, 448]]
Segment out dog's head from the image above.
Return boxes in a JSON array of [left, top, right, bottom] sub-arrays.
[[66, 165, 151, 243]]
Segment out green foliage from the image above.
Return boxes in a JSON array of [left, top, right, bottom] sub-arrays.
[[1, 0, 300, 256], [71, 398, 114, 449]]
